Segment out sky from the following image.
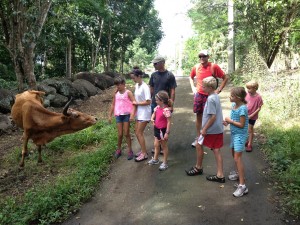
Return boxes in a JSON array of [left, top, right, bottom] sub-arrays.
[[154, 0, 194, 59]]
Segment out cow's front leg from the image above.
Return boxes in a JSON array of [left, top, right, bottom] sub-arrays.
[[20, 134, 29, 167], [37, 145, 43, 164]]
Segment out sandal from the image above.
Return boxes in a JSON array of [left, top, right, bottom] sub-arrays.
[[135, 153, 148, 162], [206, 174, 225, 183], [185, 167, 203, 176]]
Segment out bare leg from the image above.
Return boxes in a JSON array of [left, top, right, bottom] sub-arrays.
[[160, 140, 168, 163], [153, 138, 160, 160], [195, 143, 204, 169], [196, 113, 203, 137], [234, 152, 245, 185], [123, 121, 132, 152], [135, 121, 148, 154], [212, 148, 224, 178], [116, 122, 124, 150], [248, 124, 254, 147]]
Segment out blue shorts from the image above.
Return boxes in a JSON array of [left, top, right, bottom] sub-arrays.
[[230, 134, 247, 152], [115, 114, 130, 123]]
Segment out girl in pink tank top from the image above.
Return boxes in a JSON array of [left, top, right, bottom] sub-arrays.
[[108, 77, 136, 160]]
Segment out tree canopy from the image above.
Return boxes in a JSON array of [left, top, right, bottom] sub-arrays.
[[0, 0, 163, 90], [184, 0, 300, 73]]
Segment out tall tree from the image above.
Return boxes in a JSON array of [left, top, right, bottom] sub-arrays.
[[0, 0, 52, 90], [235, 0, 300, 68]]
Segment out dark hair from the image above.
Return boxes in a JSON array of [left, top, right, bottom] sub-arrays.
[[130, 68, 144, 77], [231, 87, 247, 104], [114, 76, 126, 85], [155, 90, 173, 107]]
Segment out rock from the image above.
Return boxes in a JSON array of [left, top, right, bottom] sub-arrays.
[[0, 89, 14, 114], [73, 79, 99, 98], [0, 114, 13, 133], [49, 93, 69, 107]]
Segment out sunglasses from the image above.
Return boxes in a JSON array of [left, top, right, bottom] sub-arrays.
[[153, 62, 160, 66], [199, 55, 208, 59]]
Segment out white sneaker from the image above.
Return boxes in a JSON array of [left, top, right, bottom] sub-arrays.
[[159, 162, 168, 171], [233, 185, 249, 197], [191, 138, 197, 148], [147, 157, 159, 165], [228, 171, 239, 181]]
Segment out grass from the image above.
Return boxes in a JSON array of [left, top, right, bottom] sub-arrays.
[[0, 120, 118, 225], [231, 65, 300, 217]]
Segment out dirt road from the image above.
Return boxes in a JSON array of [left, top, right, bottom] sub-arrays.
[[62, 77, 287, 225]]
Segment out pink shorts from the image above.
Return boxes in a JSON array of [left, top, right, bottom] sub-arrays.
[[202, 133, 223, 149]]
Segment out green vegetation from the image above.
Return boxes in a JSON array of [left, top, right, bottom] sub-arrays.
[[230, 50, 300, 217], [0, 121, 118, 225]]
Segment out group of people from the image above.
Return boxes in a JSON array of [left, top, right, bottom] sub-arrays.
[[108, 56, 176, 171], [108, 50, 263, 197]]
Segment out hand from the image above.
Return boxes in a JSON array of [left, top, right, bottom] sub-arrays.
[[108, 116, 112, 124], [192, 87, 197, 94], [129, 115, 135, 122], [223, 120, 228, 126], [201, 129, 207, 136], [132, 101, 137, 105], [224, 117, 232, 124], [151, 119, 155, 125], [164, 133, 169, 141]]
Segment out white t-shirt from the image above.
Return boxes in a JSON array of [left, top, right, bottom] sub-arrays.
[[135, 82, 151, 120]]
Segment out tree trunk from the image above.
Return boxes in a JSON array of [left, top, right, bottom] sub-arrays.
[[23, 46, 37, 90], [66, 38, 72, 79], [106, 21, 112, 72], [227, 0, 235, 74], [92, 18, 104, 72], [266, 2, 298, 68], [0, 0, 52, 91]]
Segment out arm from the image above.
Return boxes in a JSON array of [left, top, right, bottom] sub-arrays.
[[225, 115, 246, 128], [133, 99, 151, 106], [249, 106, 262, 119], [215, 74, 229, 94], [170, 88, 176, 103], [189, 76, 197, 94], [201, 114, 216, 136], [164, 117, 171, 140], [150, 111, 155, 125], [127, 91, 136, 121]]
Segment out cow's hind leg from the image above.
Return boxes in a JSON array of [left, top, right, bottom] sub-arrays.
[[20, 134, 29, 168], [37, 145, 43, 164]]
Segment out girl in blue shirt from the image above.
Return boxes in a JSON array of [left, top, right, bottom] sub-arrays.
[[224, 87, 249, 197]]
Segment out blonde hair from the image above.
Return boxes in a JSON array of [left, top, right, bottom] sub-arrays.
[[231, 87, 247, 104], [203, 76, 217, 90], [155, 90, 173, 107], [246, 80, 259, 90]]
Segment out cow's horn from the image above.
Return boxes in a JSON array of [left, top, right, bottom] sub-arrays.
[[63, 97, 73, 116]]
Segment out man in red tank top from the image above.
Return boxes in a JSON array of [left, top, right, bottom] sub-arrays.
[[189, 50, 229, 147]]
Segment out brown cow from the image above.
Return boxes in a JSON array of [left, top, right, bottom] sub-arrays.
[[11, 90, 98, 167]]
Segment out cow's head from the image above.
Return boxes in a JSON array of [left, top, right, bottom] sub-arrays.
[[62, 97, 97, 130]]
